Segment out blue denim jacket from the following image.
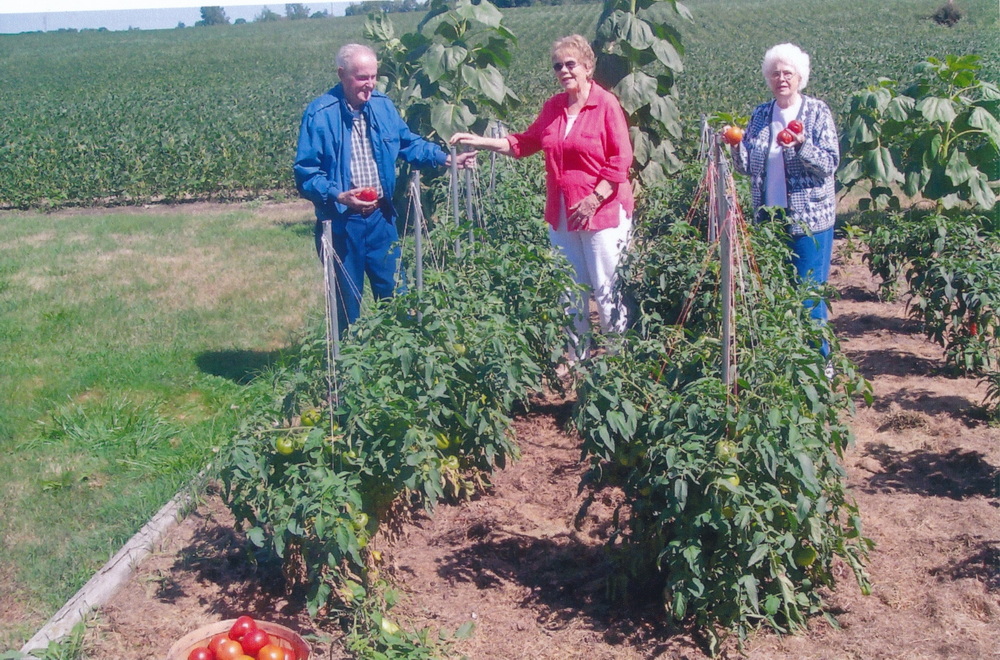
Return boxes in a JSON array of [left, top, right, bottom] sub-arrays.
[[293, 85, 448, 223], [732, 95, 840, 236]]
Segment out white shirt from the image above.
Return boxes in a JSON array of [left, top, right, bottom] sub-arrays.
[[765, 97, 803, 208]]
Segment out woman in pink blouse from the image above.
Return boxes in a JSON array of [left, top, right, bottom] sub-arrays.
[[451, 35, 634, 360]]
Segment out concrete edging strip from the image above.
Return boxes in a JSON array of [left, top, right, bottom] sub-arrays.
[[20, 486, 195, 656]]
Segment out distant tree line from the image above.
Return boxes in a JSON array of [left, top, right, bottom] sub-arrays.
[[343, 0, 595, 16], [195, 5, 329, 27]]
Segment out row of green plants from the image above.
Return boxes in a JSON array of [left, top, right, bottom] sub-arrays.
[[3, 0, 997, 209], [219, 215, 577, 654], [838, 53, 999, 414], [569, 181, 874, 652], [217, 156, 877, 658]]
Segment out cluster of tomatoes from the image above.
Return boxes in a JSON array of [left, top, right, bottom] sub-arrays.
[[720, 119, 804, 147], [777, 119, 804, 146], [186, 616, 296, 660]]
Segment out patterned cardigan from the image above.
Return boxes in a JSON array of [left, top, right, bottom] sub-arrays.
[[732, 95, 840, 236]]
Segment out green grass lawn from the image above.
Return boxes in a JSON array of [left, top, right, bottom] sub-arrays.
[[0, 202, 321, 649]]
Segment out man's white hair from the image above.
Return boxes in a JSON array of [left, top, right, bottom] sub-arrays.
[[337, 43, 377, 71], [762, 43, 810, 91]]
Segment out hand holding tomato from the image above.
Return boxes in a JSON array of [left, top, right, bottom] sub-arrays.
[[787, 119, 803, 135], [777, 129, 796, 146], [721, 125, 744, 146], [356, 187, 378, 202]]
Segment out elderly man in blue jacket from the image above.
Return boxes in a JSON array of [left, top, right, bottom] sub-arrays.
[[294, 43, 475, 332]]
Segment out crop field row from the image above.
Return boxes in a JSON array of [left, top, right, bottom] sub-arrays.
[[0, 0, 996, 209]]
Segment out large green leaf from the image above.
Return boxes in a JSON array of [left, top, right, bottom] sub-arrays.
[[430, 101, 474, 141], [917, 96, 957, 124], [650, 36, 684, 73], [843, 116, 875, 145], [945, 149, 975, 186], [862, 146, 902, 184], [421, 43, 469, 84], [968, 106, 1000, 146], [885, 95, 915, 122], [454, 0, 504, 29], [648, 94, 682, 139], [837, 158, 863, 186], [967, 171, 997, 210], [614, 71, 658, 115], [630, 126, 650, 163], [462, 64, 507, 106]]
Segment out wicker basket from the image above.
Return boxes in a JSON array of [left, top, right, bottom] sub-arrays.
[[165, 619, 311, 660]]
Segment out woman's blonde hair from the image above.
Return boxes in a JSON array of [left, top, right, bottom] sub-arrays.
[[551, 35, 596, 78]]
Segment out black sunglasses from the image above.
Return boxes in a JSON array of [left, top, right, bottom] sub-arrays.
[[552, 60, 578, 72]]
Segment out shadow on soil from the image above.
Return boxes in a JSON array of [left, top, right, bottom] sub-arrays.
[[931, 536, 1000, 593], [435, 532, 690, 655], [863, 443, 1000, 500], [196, 349, 283, 385], [834, 311, 923, 340], [161, 500, 311, 626]]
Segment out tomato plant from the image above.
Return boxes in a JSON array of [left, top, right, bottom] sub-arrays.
[[838, 54, 999, 213], [575, 217, 873, 651]]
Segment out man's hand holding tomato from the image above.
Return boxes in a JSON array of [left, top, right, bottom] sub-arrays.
[[338, 187, 380, 214]]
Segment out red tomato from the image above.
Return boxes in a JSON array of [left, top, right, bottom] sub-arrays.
[[256, 645, 287, 660], [777, 129, 796, 146], [208, 634, 230, 656], [239, 628, 271, 656], [187, 647, 215, 660], [357, 187, 378, 202], [229, 615, 257, 641], [721, 125, 744, 146], [788, 119, 804, 134], [214, 639, 245, 660]]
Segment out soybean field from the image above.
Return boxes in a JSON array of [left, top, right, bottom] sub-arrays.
[[0, 0, 995, 209]]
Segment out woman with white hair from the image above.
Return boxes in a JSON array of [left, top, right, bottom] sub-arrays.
[[730, 42, 840, 361]]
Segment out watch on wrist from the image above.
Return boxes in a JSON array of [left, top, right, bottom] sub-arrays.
[[593, 189, 607, 203]]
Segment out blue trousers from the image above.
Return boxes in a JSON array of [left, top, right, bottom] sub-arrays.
[[788, 227, 834, 357], [314, 207, 401, 333]]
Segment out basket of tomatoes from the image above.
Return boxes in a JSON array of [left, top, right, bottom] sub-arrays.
[[167, 615, 310, 660]]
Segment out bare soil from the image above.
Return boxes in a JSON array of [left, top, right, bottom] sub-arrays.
[[83, 241, 1000, 659]]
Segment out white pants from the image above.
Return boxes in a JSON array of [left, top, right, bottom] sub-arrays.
[[549, 207, 632, 359]]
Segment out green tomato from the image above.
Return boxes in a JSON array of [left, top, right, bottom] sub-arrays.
[[300, 407, 321, 426], [435, 433, 450, 450], [274, 436, 295, 455], [714, 440, 738, 463], [353, 512, 370, 531], [793, 545, 818, 567]]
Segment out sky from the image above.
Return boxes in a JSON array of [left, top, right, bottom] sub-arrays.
[[0, 1, 350, 33]]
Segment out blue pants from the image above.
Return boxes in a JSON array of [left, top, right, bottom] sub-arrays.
[[788, 227, 834, 357], [314, 207, 401, 333]]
